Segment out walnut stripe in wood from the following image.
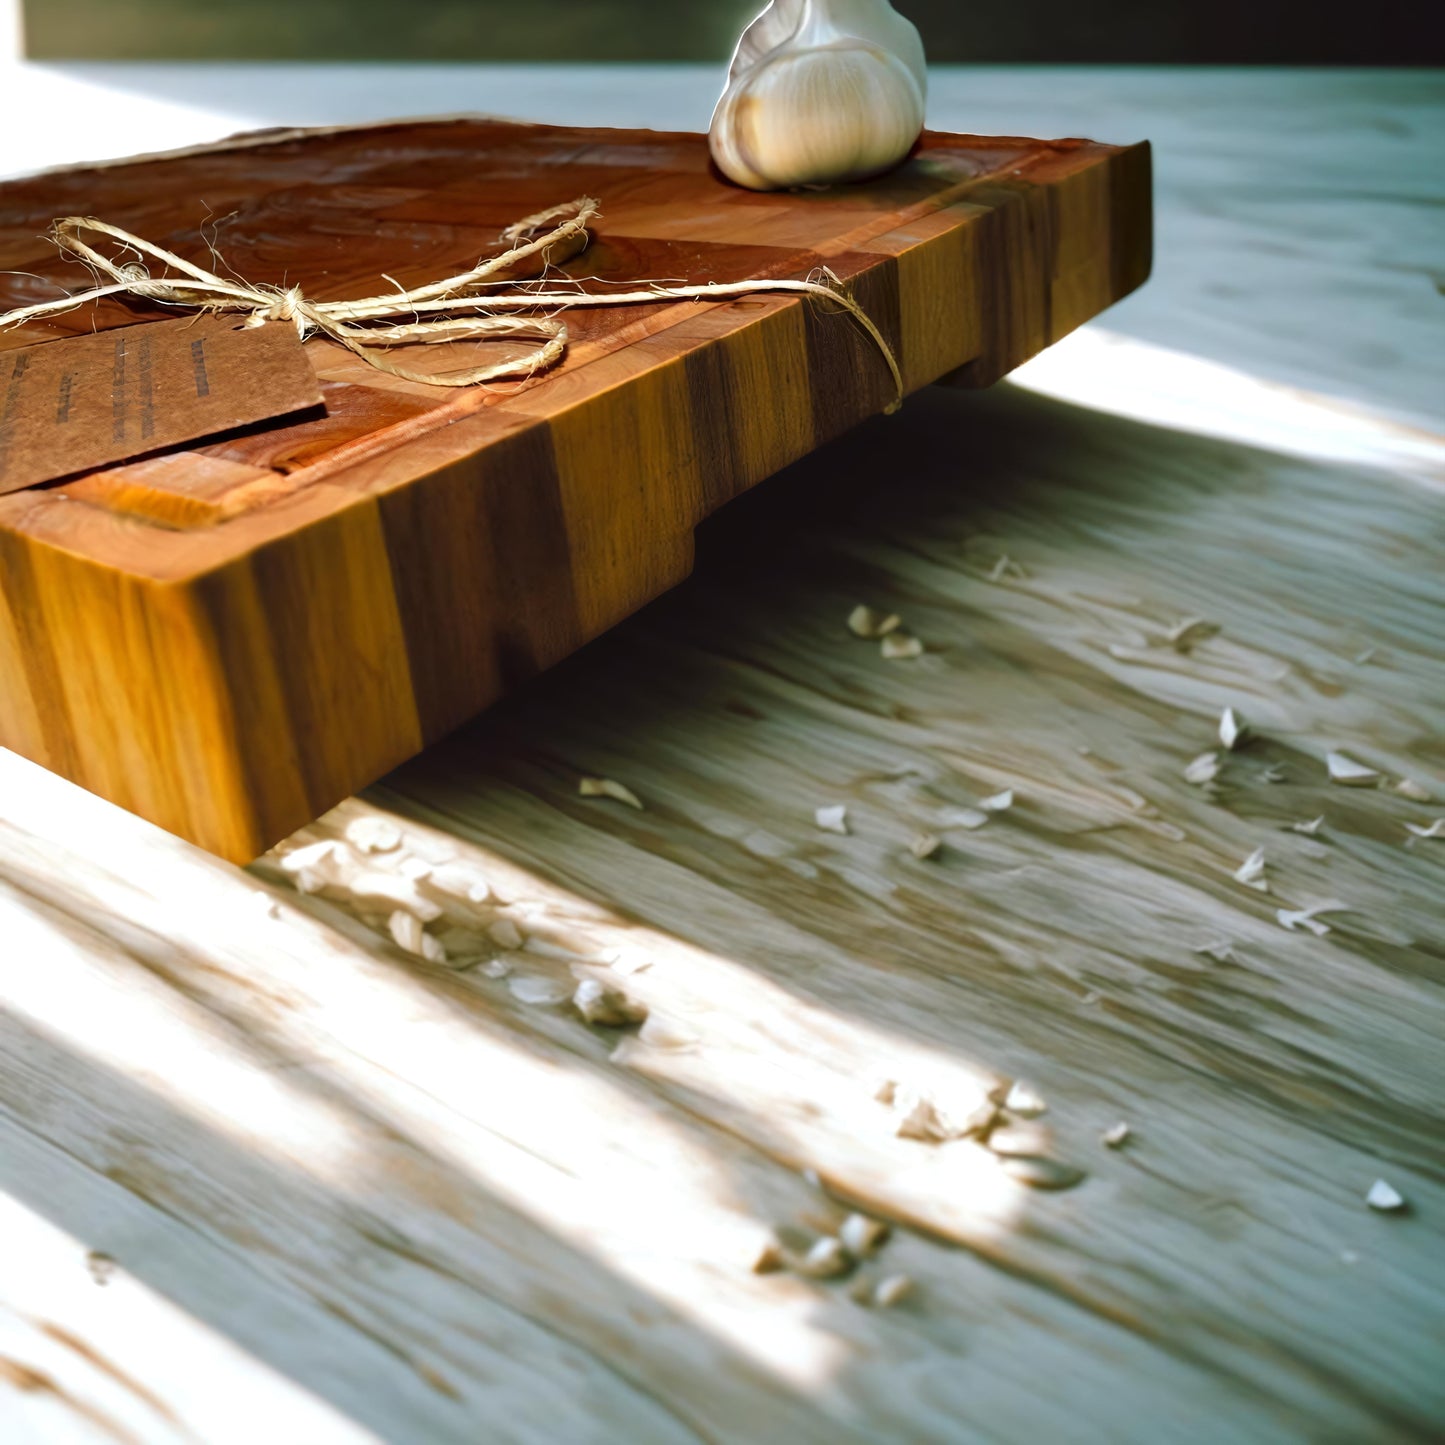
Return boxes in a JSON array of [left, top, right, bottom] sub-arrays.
[[0, 119, 1152, 859]]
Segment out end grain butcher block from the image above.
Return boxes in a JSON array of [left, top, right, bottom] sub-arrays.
[[0, 118, 1151, 860]]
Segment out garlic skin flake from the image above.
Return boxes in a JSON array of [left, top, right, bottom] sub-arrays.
[[872, 1273, 914, 1308], [1003, 1081, 1048, 1118], [1219, 706, 1248, 752], [1184, 751, 1221, 786], [838, 1213, 889, 1258], [1365, 1179, 1406, 1212], [1326, 751, 1380, 787], [848, 604, 902, 639], [792, 1236, 851, 1278], [1166, 617, 1220, 652], [880, 632, 924, 660], [579, 777, 644, 810], [1277, 901, 1344, 936], [1233, 847, 1268, 891], [573, 978, 649, 1028], [710, 0, 928, 192], [345, 816, 403, 854], [509, 975, 571, 1007], [388, 910, 446, 964]]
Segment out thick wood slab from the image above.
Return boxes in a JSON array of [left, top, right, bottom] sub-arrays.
[[1, 70, 1441, 1445], [0, 118, 1151, 859]]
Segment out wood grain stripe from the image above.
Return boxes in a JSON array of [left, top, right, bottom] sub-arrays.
[[245, 500, 424, 820], [377, 417, 582, 742], [0, 120, 1152, 858], [0, 531, 81, 779]]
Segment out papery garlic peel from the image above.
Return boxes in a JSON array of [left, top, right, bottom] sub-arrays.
[[710, 0, 927, 191]]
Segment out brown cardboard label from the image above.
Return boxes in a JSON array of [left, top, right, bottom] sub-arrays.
[[0, 315, 323, 495]]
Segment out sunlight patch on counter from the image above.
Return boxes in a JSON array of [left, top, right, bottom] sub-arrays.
[[0, 1188, 373, 1442], [1008, 328, 1444, 486], [0, 750, 1032, 1395], [0, 61, 252, 180]]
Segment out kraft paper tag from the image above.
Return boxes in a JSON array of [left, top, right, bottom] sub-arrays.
[[0, 315, 323, 496]]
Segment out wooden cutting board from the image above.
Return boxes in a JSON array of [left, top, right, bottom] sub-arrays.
[[0, 117, 1151, 860]]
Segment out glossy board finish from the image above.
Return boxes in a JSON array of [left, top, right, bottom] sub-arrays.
[[0, 118, 1151, 858]]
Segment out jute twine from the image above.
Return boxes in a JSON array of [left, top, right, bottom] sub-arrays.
[[0, 198, 903, 400]]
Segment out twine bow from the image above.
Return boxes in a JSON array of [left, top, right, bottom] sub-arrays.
[[0, 199, 903, 400]]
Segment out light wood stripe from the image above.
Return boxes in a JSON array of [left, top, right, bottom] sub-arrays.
[[0, 120, 1152, 858]]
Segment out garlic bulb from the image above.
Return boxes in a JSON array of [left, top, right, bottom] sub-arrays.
[[710, 0, 927, 192]]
